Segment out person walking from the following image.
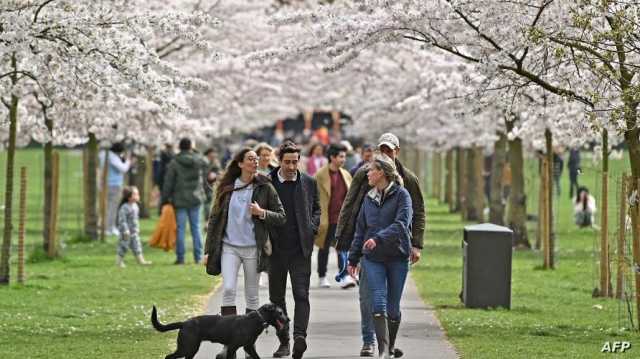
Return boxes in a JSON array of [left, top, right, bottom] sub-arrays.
[[552, 149, 564, 197], [115, 186, 152, 267], [314, 143, 354, 289], [305, 143, 327, 176], [254, 142, 277, 175], [336, 133, 425, 357], [154, 143, 175, 214], [350, 143, 375, 176], [347, 153, 413, 359], [568, 148, 581, 199], [100, 142, 132, 236], [268, 141, 321, 359], [204, 148, 286, 359], [162, 138, 208, 264]]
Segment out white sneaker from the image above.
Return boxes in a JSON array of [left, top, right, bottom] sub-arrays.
[[318, 277, 331, 288], [338, 275, 357, 289]]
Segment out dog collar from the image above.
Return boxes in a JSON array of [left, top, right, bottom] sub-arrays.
[[255, 310, 269, 329]]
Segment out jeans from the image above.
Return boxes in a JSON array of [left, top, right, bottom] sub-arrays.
[[269, 250, 311, 341], [106, 185, 122, 233], [176, 205, 203, 263], [318, 224, 346, 279], [359, 265, 375, 345], [221, 243, 259, 310], [361, 258, 409, 320]]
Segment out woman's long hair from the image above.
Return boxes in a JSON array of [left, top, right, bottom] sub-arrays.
[[213, 148, 254, 213], [576, 186, 589, 211]]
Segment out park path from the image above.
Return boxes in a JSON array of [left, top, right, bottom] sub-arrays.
[[194, 250, 458, 359]]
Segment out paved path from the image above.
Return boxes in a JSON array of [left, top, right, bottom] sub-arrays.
[[195, 250, 458, 359]]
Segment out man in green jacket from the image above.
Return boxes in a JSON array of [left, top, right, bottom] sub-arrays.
[[162, 138, 208, 264], [336, 133, 425, 357]]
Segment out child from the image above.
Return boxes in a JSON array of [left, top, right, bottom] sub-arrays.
[[116, 186, 151, 267]]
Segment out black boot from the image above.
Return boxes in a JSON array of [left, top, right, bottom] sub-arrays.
[[216, 306, 237, 359], [373, 314, 390, 359], [273, 328, 291, 357], [388, 318, 403, 358]]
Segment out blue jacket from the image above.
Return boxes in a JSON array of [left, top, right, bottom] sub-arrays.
[[348, 182, 413, 265]]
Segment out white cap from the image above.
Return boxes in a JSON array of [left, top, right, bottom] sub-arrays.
[[377, 133, 400, 150]]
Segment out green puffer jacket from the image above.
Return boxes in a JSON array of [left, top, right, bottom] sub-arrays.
[[335, 159, 426, 251], [204, 174, 286, 276], [162, 151, 208, 209]]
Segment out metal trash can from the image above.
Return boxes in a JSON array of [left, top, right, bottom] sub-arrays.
[[462, 223, 513, 309]]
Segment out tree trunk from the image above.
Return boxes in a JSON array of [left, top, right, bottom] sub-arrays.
[[445, 150, 454, 211], [623, 105, 640, 329], [616, 174, 628, 299], [464, 147, 484, 222], [0, 56, 19, 284], [432, 152, 442, 201], [536, 157, 543, 250], [545, 128, 555, 268], [43, 117, 53, 252], [597, 129, 611, 296], [134, 151, 150, 219], [456, 148, 465, 215], [506, 118, 530, 248], [83, 133, 98, 240], [47, 152, 60, 258], [489, 133, 507, 225], [99, 149, 109, 242]]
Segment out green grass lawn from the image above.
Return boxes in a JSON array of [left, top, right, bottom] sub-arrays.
[[413, 153, 638, 358], [0, 148, 217, 358]]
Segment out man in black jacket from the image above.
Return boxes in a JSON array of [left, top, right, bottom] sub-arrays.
[[269, 141, 321, 359]]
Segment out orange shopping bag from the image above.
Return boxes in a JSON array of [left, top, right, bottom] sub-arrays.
[[149, 204, 177, 251]]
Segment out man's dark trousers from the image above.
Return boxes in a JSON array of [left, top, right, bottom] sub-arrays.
[[269, 250, 312, 341]]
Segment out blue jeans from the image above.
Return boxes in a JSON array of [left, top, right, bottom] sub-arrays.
[[334, 250, 348, 282], [359, 265, 374, 345], [361, 258, 408, 320], [176, 205, 203, 263]]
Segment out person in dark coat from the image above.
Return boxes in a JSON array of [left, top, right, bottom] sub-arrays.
[[336, 132, 425, 357], [568, 148, 581, 199], [268, 141, 321, 359], [204, 147, 286, 359], [348, 153, 413, 359], [162, 138, 208, 264]]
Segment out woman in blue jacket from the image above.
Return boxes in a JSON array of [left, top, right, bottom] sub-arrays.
[[347, 154, 413, 359]]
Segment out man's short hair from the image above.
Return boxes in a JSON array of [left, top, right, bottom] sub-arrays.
[[179, 138, 192, 151], [278, 141, 301, 161], [204, 148, 215, 156], [326, 143, 347, 160]]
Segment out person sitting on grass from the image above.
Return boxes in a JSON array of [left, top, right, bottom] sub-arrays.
[[574, 186, 596, 228], [116, 186, 152, 267]]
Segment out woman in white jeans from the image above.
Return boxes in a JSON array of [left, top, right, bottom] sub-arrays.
[[204, 148, 286, 358]]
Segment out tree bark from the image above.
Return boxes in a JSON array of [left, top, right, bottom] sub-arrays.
[[489, 132, 507, 226], [432, 152, 442, 201], [0, 54, 19, 284], [83, 134, 99, 240], [616, 174, 628, 299], [545, 128, 555, 268], [99, 149, 109, 242], [133, 151, 150, 219], [506, 118, 531, 248], [596, 129, 611, 296], [455, 148, 465, 215], [464, 147, 484, 222], [445, 150, 454, 211], [43, 116, 53, 252]]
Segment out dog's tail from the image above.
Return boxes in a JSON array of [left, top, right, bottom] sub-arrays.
[[151, 306, 184, 332]]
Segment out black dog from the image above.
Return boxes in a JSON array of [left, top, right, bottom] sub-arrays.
[[152, 303, 289, 359]]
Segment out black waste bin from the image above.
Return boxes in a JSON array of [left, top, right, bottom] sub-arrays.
[[462, 223, 512, 309]]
